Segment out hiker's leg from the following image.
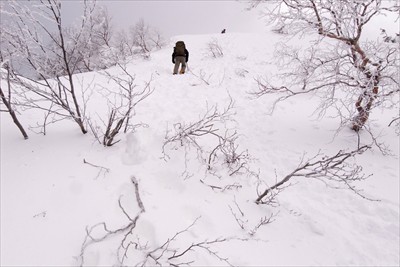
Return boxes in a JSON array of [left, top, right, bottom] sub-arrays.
[[180, 60, 187, 74], [173, 59, 180, 74]]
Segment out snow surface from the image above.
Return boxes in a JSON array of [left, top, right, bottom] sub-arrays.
[[1, 31, 399, 266]]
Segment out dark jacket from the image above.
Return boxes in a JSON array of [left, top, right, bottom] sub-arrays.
[[172, 48, 189, 63]]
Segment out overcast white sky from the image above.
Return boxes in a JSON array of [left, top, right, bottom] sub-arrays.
[[61, 0, 267, 38]]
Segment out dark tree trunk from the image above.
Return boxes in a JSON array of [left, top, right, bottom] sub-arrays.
[[351, 86, 378, 132], [350, 43, 380, 132], [0, 86, 28, 140]]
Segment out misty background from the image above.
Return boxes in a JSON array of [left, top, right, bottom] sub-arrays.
[[0, 0, 266, 78], [1, 0, 395, 79], [61, 0, 267, 37]]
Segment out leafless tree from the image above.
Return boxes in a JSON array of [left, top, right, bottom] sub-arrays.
[[250, 0, 400, 132], [108, 19, 164, 63], [110, 29, 134, 63], [89, 64, 154, 146], [148, 28, 165, 50], [5, 69, 91, 134], [131, 19, 151, 54], [255, 145, 374, 204], [128, 19, 165, 57], [73, 5, 114, 72], [91, 6, 113, 47], [0, 0, 107, 134], [0, 63, 28, 139]]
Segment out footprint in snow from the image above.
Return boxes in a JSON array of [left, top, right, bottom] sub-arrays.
[[288, 209, 302, 217], [122, 132, 146, 165], [303, 215, 325, 236]]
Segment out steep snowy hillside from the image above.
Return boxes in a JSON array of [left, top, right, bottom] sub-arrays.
[[1, 32, 399, 266]]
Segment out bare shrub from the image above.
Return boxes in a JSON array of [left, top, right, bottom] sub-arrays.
[[255, 145, 374, 205], [79, 176, 145, 266], [207, 38, 224, 58], [79, 176, 232, 267], [135, 217, 232, 267], [188, 69, 212, 85], [228, 197, 277, 236], [89, 64, 154, 147], [162, 99, 252, 177]]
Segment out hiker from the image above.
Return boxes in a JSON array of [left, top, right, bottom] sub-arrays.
[[221, 29, 226, 34], [172, 41, 189, 75]]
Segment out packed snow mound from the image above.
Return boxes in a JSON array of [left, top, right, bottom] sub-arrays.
[[1, 32, 399, 266]]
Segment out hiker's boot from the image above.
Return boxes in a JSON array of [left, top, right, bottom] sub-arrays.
[[180, 67, 185, 74]]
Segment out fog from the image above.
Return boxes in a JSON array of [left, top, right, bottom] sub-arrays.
[[61, 0, 267, 37]]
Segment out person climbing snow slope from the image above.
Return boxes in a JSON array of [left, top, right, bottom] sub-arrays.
[[172, 41, 189, 75]]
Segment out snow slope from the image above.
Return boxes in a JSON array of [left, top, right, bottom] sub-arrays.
[[1, 32, 399, 266]]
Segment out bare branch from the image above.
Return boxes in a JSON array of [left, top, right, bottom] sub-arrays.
[[79, 175, 145, 266], [138, 216, 233, 267], [206, 38, 224, 58], [388, 117, 400, 127], [248, 213, 278, 236], [83, 158, 110, 179], [256, 145, 375, 204]]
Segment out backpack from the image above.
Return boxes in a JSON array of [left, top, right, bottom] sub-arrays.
[[175, 41, 186, 56]]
